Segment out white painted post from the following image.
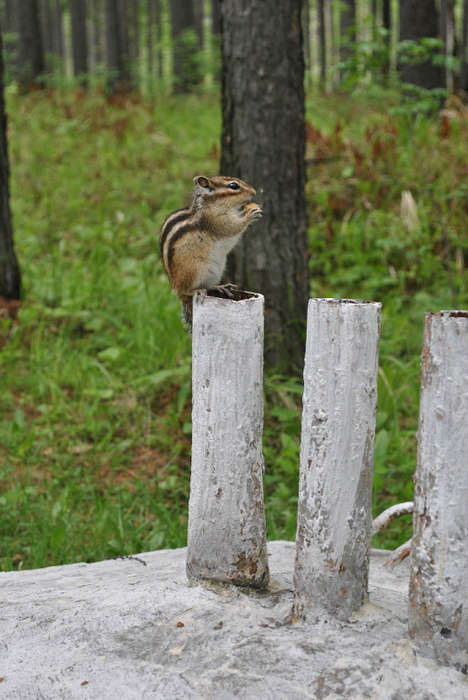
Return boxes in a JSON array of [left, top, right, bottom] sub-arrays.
[[186, 291, 269, 588], [293, 298, 381, 621], [408, 311, 468, 670]]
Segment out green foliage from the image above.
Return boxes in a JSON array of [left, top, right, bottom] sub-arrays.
[[337, 27, 393, 90], [0, 88, 218, 570], [338, 34, 454, 117], [390, 85, 448, 118], [398, 37, 446, 68], [171, 27, 204, 92], [1, 87, 467, 570], [263, 376, 303, 540]]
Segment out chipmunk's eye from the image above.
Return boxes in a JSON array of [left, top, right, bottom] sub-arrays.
[[228, 182, 240, 190]]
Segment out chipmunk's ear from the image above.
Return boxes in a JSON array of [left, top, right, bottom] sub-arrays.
[[194, 175, 211, 190]]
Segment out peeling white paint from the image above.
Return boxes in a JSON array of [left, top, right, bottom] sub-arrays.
[[186, 292, 269, 588], [294, 298, 381, 621], [3, 543, 467, 699], [409, 310, 468, 670]]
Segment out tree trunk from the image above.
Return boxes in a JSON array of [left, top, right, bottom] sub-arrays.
[[88, 0, 97, 71], [327, 0, 337, 86], [146, 0, 161, 88], [70, 0, 88, 84], [154, 0, 163, 78], [439, 0, 455, 90], [399, 0, 444, 89], [90, 0, 104, 68], [4, 0, 17, 32], [105, 0, 120, 90], [220, 0, 309, 370], [211, 0, 221, 35], [3, 0, 19, 78], [17, 0, 45, 91], [105, 0, 131, 92], [369, 0, 382, 80], [40, 0, 54, 74], [210, 0, 221, 83], [0, 32, 21, 301], [128, 0, 140, 66], [54, 0, 65, 63], [147, 0, 154, 88], [302, 0, 311, 81], [462, 0, 468, 92], [117, 0, 132, 85], [382, 0, 391, 78], [371, 0, 378, 38], [382, 0, 390, 30], [317, 0, 326, 88], [193, 0, 204, 48], [170, 0, 201, 92], [339, 0, 356, 73]]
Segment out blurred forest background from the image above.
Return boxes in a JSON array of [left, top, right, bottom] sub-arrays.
[[0, 0, 467, 571]]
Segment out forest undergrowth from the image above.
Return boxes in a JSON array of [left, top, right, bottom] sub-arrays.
[[1, 86, 467, 570]]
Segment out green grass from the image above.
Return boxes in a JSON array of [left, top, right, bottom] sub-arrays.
[[1, 86, 467, 570]]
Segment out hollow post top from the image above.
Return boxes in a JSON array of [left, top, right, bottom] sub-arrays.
[[194, 289, 264, 304], [428, 310, 468, 320], [308, 297, 382, 309]]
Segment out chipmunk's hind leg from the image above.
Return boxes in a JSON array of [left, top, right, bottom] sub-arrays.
[[181, 289, 208, 332], [182, 302, 193, 333]]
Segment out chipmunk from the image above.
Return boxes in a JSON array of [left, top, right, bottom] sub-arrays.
[[160, 175, 262, 328]]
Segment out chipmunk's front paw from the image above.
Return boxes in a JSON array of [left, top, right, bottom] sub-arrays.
[[243, 202, 263, 220]]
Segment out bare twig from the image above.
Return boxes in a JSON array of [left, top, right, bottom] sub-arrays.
[[372, 501, 413, 535], [384, 538, 412, 566], [372, 502, 414, 567]]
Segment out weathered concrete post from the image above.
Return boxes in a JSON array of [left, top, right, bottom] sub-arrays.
[[408, 311, 468, 669], [186, 291, 269, 588], [293, 298, 381, 621]]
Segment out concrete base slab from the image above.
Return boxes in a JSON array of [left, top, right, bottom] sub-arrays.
[[1, 542, 467, 699]]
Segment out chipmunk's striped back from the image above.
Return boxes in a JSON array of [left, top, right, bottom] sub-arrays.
[[160, 207, 192, 276], [159, 175, 262, 329]]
